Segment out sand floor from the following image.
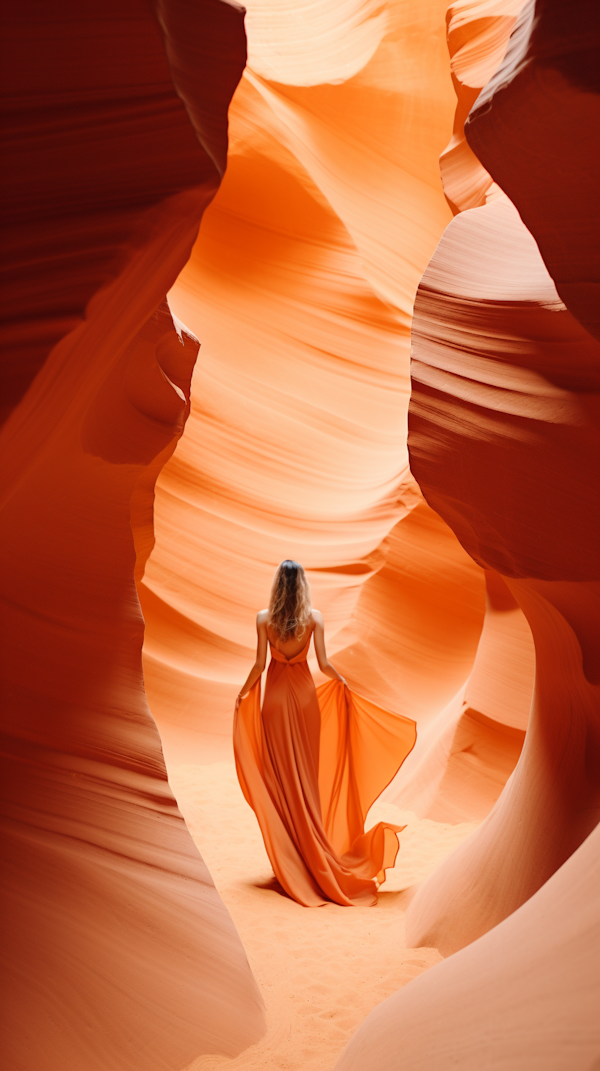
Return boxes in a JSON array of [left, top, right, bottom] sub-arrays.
[[172, 762, 478, 1071]]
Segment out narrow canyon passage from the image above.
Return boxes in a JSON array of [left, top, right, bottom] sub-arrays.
[[169, 762, 477, 1071], [3, 0, 599, 1068]]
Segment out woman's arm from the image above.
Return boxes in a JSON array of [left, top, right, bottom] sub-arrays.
[[312, 610, 347, 684], [235, 611, 269, 709]]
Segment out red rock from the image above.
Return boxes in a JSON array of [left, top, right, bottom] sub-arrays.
[[0, 3, 265, 1067]]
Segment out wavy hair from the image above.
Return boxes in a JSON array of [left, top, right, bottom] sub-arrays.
[[268, 560, 312, 641]]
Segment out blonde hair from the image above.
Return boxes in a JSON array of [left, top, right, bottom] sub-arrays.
[[268, 560, 312, 640]]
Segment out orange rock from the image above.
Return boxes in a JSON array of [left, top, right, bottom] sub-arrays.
[[0, 3, 265, 1067], [338, 3, 600, 1066]]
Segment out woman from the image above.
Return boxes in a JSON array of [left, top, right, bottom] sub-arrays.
[[233, 560, 417, 907]]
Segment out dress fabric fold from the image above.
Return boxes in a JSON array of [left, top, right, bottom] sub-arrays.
[[234, 639, 417, 906]]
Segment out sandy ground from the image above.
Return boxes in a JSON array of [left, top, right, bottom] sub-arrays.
[[170, 761, 478, 1071]]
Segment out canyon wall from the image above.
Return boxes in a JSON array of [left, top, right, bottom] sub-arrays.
[[144, 2, 537, 828], [3, 1, 597, 1068], [143, 1, 514, 826], [407, 0, 600, 956], [337, 1, 600, 1066], [0, 3, 265, 1068]]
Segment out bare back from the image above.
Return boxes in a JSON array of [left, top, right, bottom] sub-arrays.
[[262, 608, 315, 660], [237, 608, 344, 700], [258, 607, 332, 670]]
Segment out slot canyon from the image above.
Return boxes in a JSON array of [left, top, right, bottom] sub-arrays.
[[1, 1, 598, 1069]]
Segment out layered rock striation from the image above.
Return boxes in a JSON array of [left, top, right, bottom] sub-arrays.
[[0, 3, 265, 1068], [337, 2, 600, 1067], [143, 0, 498, 800], [407, 0, 600, 957]]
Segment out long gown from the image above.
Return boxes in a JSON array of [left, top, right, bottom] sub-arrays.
[[233, 633, 417, 906]]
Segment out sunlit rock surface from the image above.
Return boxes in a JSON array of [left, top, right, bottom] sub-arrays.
[[375, 0, 537, 829], [337, 818, 600, 1070], [384, 562, 534, 823], [3, 0, 598, 1067], [0, 3, 265, 1068], [440, 0, 527, 213], [406, 193, 600, 953], [466, 0, 600, 340], [143, 2, 504, 816], [338, 1, 600, 1067]]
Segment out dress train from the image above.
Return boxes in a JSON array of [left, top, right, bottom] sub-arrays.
[[234, 637, 416, 906]]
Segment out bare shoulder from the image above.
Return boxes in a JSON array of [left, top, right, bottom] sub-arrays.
[[256, 609, 269, 627], [311, 609, 324, 626]]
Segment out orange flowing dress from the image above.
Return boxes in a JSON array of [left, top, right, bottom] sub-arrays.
[[233, 634, 417, 906]]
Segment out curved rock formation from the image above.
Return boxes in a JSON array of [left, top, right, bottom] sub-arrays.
[[405, 6, 600, 955], [440, 0, 527, 213], [7, 0, 595, 1066], [143, 0, 494, 781], [368, 0, 536, 828], [0, 3, 265, 1068], [384, 564, 533, 823], [466, 0, 600, 341], [0, 0, 244, 424], [335, 2, 599, 1067], [405, 194, 600, 952], [334, 500, 485, 728], [142, 0, 534, 840], [336, 817, 600, 1070]]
